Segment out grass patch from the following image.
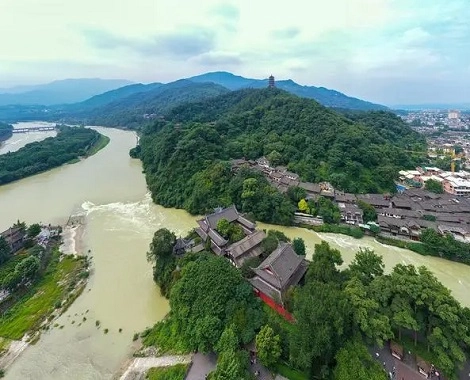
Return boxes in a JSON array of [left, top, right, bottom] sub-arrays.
[[274, 363, 308, 380], [85, 134, 110, 157], [146, 364, 189, 380], [0, 250, 86, 340], [141, 318, 191, 354]]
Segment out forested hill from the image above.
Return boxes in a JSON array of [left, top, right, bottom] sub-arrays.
[[0, 122, 13, 141], [138, 88, 425, 222], [189, 71, 387, 110], [65, 80, 230, 129]]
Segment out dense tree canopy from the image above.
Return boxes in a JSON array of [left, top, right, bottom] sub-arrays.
[[147, 228, 177, 297], [0, 126, 101, 185], [138, 88, 425, 224], [169, 255, 263, 352], [333, 338, 387, 380]]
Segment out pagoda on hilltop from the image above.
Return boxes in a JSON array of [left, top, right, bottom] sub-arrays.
[[268, 75, 275, 88]]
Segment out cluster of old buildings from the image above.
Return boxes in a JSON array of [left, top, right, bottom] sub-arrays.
[[175, 205, 308, 319], [231, 157, 470, 243]]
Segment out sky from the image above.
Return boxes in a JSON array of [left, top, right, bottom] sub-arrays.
[[0, 0, 469, 105]]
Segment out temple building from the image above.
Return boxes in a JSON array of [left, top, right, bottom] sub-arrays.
[[250, 243, 308, 320], [268, 75, 275, 88], [195, 205, 257, 256]]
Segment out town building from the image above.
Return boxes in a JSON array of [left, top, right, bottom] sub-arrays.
[[338, 203, 363, 225], [250, 243, 308, 320], [0, 227, 26, 253]]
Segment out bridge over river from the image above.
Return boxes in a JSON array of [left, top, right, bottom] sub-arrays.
[[12, 126, 56, 133]]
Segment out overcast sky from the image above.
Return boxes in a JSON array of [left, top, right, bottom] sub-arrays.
[[1, 0, 469, 105]]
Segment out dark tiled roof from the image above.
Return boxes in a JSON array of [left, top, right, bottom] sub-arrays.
[[299, 182, 321, 193], [335, 193, 357, 203], [249, 276, 282, 301], [253, 243, 307, 291], [226, 230, 266, 259], [237, 215, 256, 230], [205, 205, 239, 229], [380, 208, 420, 218], [195, 227, 208, 241], [208, 229, 228, 247]]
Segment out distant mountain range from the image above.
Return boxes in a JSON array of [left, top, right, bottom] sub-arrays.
[[0, 72, 388, 125], [188, 72, 387, 111], [0, 78, 133, 106]]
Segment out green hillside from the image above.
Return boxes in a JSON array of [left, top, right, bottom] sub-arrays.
[[138, 88, 425, 223]]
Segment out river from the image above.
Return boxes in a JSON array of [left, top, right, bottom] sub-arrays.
[[1, 124, 470, 379], [0, 122, 57, 154]]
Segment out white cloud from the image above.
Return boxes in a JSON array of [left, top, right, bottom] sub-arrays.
[[0, 0, 469, 104]]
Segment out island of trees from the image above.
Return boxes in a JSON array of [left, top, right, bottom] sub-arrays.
[[0, 126, 109, 185], [141, 228, 470, 380], [135, 88, 425, 226], [0, 122, 13, 142]]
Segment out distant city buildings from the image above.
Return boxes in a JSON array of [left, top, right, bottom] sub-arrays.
[[401, 110, 469, 131], [448, 110, 460, 120]]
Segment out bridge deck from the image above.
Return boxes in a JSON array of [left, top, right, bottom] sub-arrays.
[[12, 127, 56, 133]]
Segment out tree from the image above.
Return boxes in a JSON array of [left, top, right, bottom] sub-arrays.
[[344, 277, 392, 345], [211, 350, 250, 380], [348, 248, 384, 285], [297, 199, 309, 213], [292, 238, 306, 256], [307, 241, 343, 284], [2, 271, 22, 291], [317, 197, 341, 224], [215, 326, 239, 354], [357, 200, 377, 223], [16, 256, 40, 281], [425, 179, 444, 194], [0, 236, 11, 265], [290, 281, 352, 377], [216, 219, 231, 239], [256, 325, 281, 369], [27, 223, 41, 238], [287, 186, 307, 203], [170, 255, 263, 352], [147, 228, 177, 297], [333, 338, 387, 380], [267, 150, 283, 166]]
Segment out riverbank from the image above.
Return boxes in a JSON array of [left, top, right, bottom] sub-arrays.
[[0, 247, 90, 372], [85, 133, 110, 158]]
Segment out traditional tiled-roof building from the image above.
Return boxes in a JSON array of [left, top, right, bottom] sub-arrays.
[[250, 243, 308, 320], [195, 205, 257, 255], [0, 227, 26, 253]]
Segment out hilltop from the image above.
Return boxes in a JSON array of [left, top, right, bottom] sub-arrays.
[[0, 72, 387, 126], [137, 88, 424, 223], [189, 71, 387, 110]]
